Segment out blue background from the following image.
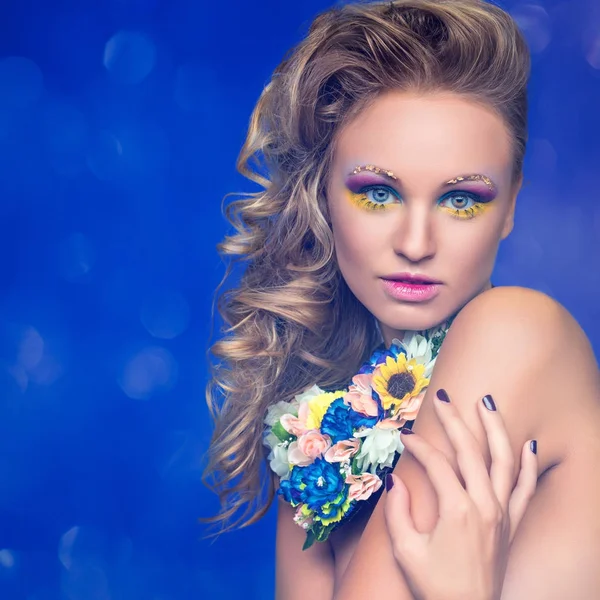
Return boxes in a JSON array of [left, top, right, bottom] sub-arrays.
[[0, 0, 598, 598]]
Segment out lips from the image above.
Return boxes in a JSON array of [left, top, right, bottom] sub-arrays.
[[382, 273, 441, 285]]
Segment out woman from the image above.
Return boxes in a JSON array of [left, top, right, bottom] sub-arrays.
[[203, 1, 600, 598]]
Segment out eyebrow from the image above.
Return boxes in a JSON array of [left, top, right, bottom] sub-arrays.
[[349, 165, 497, 192]]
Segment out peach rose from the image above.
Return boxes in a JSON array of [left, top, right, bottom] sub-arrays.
[[393, 390, 425, 422], [324, 438, 360, 463], [346, 472, 383, 501], [287, 441, 312, 466], [344, 373, 379, 417], [297, 431, 332, 459], [280, 413, 309, 436]]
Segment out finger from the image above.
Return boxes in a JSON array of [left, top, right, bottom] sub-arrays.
[[508, 439, 538, 543], [432, 390, 497, 512], [400, 428, 467, 517], [383, 473, 424, 560], [477, 394, 515, 510]]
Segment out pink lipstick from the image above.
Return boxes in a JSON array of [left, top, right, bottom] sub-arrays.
[[380, 273, 441, 302]]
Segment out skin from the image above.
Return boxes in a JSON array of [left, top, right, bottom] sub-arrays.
[[275, 90, 600, 599], [327, 90, 517, 338]]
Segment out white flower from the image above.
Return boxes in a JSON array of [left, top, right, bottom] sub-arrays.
[[264, 400, 297, 426], [294, 384, 327, 404], [263, 431, 280, 451], [354, 426, 405, 473], [268, 443, 291, 479], [392, 333, 437, 378]]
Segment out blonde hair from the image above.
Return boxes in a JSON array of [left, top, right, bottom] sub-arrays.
[[202, 0, 530, 533]]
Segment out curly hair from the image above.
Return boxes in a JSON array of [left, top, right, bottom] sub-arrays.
[[202, 0, 531, 533]]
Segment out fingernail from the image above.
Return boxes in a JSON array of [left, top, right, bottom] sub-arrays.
[[385, 473, 394, 491], [482, 394, 496, 411], [436, 388, 450, 403], [530, 440, 537, 454], [400, 427, 414, 435]]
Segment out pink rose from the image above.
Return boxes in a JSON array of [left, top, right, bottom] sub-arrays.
[[393, 390, 425, 422], [297, 431, 332, 459], [346, 473, 383, 501], [280, 413, 309, 436], [324, 439, 360, 463], [287, 441, 313, 466], [344, 373, 379, 417]]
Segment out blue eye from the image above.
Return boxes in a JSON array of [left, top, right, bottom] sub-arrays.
[[438, 192, 480, 211], [361, 185, 400, 206]]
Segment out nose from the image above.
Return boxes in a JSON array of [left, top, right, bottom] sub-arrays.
[[392, 205, 436, 264]]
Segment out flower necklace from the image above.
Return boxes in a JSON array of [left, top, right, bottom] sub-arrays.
[[262, 318, 453, 550]]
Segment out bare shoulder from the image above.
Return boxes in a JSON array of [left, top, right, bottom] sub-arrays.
[[443, 286, 599, 398], [430, 286, 600, 469], [451, 286, 593, 361]]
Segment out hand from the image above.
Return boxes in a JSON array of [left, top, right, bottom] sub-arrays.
[[383, 390, 538, 600]]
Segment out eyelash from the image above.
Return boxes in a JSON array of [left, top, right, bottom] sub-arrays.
[[350, 185, 490, 220]]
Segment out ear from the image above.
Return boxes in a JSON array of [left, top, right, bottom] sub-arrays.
[[500, 172, 522, 240]]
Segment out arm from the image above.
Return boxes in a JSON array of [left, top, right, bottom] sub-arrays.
[[276, 497, 335, 600], [334, 286, 600, 599]]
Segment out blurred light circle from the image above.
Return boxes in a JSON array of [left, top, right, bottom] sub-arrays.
[[86, 130, 123, 181], [0, 549, 16, 569], [511, 5, 552, 54], [17, 326, 44, 371], [119, 346, 178, 400], [103, 31, 157, 84], [58, 233, 96, 281], [0, 56, 43, 108], [29, 355, 63, 386], [140, 290, 190, 339], [59, 526, 80, 571], [174, 63, 216, 112], [584, 34, 600, 70]]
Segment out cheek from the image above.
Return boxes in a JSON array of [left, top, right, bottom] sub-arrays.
[[330, 207, 386, 270], [441, 217, 503, 278]]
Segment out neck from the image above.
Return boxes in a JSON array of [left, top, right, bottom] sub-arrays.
[[377, 280, 493, 347]]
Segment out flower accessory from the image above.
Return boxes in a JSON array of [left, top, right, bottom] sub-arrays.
[[262, 319, 453, 550]]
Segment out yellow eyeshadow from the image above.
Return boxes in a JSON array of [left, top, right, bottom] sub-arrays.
[[345, 190, 389, 211], [438, 202, 492, 220]]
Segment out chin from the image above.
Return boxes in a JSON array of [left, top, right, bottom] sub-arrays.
[[377, 303, 457, 334]]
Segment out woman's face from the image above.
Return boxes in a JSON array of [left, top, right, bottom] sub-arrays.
[[326, 90, 521, 344]]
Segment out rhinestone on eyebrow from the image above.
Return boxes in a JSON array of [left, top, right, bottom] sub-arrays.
[[351, 164, 398, 180], [444, 174, 496, 190]]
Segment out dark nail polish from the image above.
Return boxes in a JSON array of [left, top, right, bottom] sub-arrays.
[[400, 427, 414, 435], [436, 388, 450, 403], [530, 440, 537, 454], [482, 395, 496, 411], [385, 473, 394, 491]]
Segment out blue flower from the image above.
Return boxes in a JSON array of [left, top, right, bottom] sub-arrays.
[[279, 457, 347, 513], [320, 398, 354, 443], [348, 409, 378, 430]]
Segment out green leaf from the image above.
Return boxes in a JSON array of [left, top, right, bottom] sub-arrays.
[[272, 421, 295, 443], [302, 530, 316, 551], [316, 524, 335, 542]]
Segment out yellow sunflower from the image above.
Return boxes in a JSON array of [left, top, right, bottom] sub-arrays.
[[372, 354, 429, 411]]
